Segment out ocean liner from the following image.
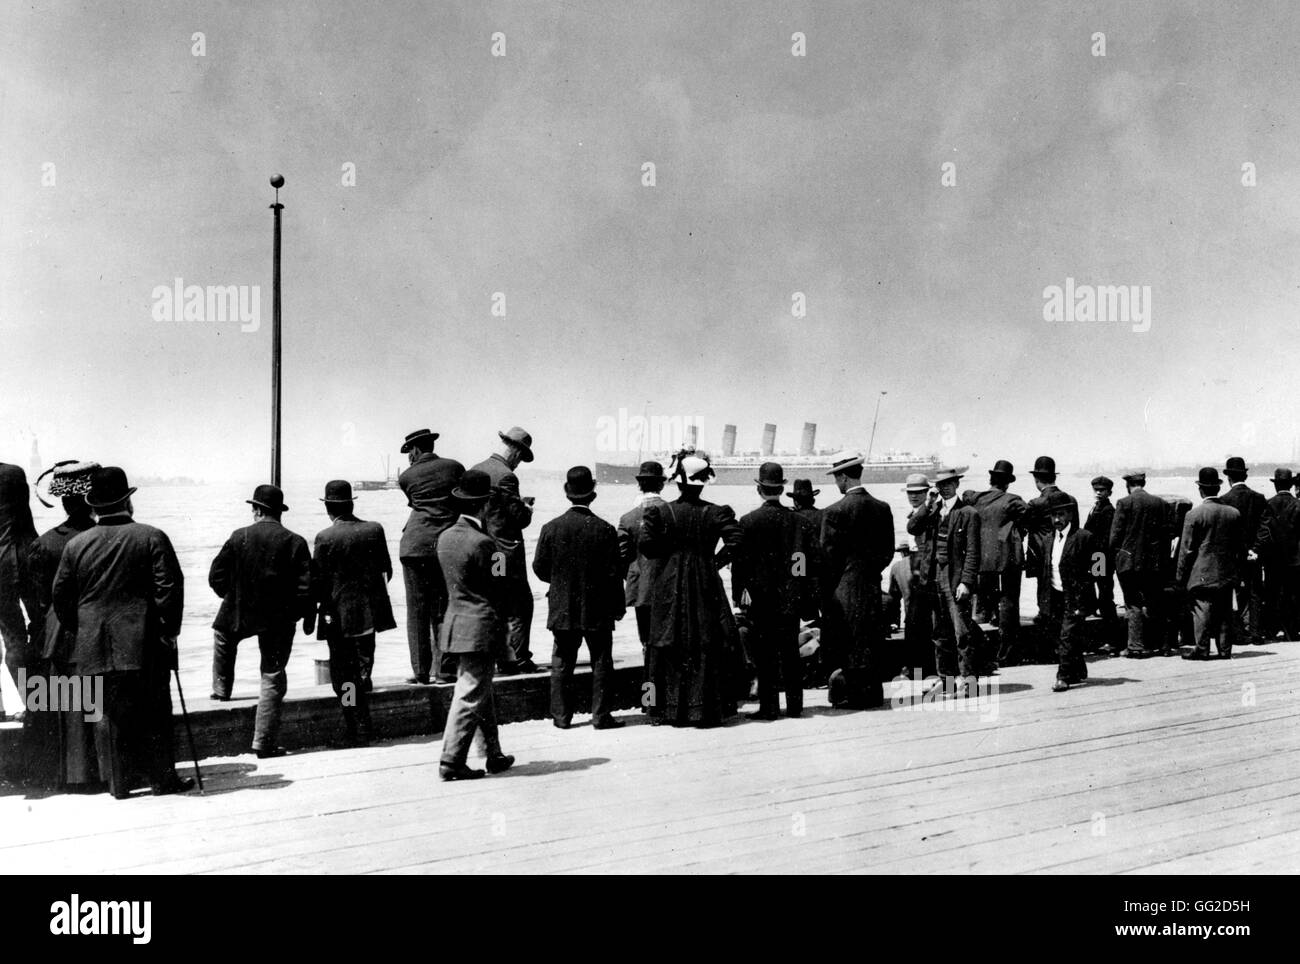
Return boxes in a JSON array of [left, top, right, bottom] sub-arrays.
[[594, 422, 964, 486]]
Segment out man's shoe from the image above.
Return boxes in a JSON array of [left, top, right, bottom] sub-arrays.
[[405, 675, 431, 685], [439, 762, 485, 781], [1218, 650, 1233, 660], [209, 692, 230, 702], [486, 753, 515, 774], [516, 659, 540, 674], [592, 716, 625, 730], [434, 673, 457, 684], [152, 774, 195, 796], [1182, 650, 1212, 661], [254, 746, 286, 759], [784, 708, 803, 719], [827, 669, 847, 706], [747, 709, 780, 721], [553, 718, 572, 730], [1052, 677, 1070, 692], [1124, 649, 1152, 659]]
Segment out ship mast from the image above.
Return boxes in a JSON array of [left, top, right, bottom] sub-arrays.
[[866, 391, 886, 461]]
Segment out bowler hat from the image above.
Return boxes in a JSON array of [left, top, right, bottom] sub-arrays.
[[791, 478, 820, 498], [564, 465, 597, 500], [1273, 467, 1294, 486], [988, 459, 1016, 482], [1031, 455, 1057, 478], [755, 461, 787, 487], [86, 466, 137, 509], [498, 426, 534, 462], [932, 467, 964, 486], [635, 461, 665, 481], [320, 480, 355, 503], [1197, 467, 1223, 488], [400, 428, 439, 453], [452, 468, 492, 502], [248, 483, 289, 513], [1224, 456, 1247, 478], [826, 450, 865, 475], [1122, 470, 1147, 484], [1091, 475, 1114, 490], [902, 473, 930, 493]]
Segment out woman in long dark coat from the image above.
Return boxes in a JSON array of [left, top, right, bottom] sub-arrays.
[[639, 454, 743, 727]]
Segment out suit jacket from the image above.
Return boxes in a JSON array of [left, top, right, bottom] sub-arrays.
[[1176, 498, 1243, 590], [0, 462, 37, 623], [1110, 487, 1167, 575], [1254, 491, 1300, 567], [1083, 498, 1115, 563], [972, 487, 1026, 574], [397, 452, 465, 559], [470, 453, 533, 577], [912, 498, 981, 593], [732, 499, 821, 618], [533, 506, 625, 631], [617, 494, 664, 608], [209, 519, 312, 636], [1025, 485, 1078, 577], [51, 515, 183, 675], [1051, 526, 1100, 615], [905, 503, 935, 589], [1220, 482, 1267, 557], [437, 516, 505, 654], [820, 487, 895, 632], [311, 514, 396, 637], [27, 517, 95, 661]]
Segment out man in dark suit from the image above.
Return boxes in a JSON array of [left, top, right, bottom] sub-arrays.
[[733, 462, 820, 719], [1176, 467, 1243, 660], [1084, 476, 1118, 635], [52, 467, 191, 798], [0, 462, 39, 719], [1110, 471, 1168, 657], [971, 460, 1027, 664], [311, 481, 397, 747], [1220, 456, 1267, 645], [208, 484, 312, 757], [902, 473, 936, 677], [790, 479, 822, 526], [471, 426, 538, 675], [397, 428, 464, 684], [437, 469, 515, 780], [820, 451, 895, 708], [1040, 492, 1099, 691], [617, 461, 666, 648], [533, 466, 626, 730], [1251, 468, 1300, 641], [912, 468, 984, 693], [1024, 456, 1078, 629]]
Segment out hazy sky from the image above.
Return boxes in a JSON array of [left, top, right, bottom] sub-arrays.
[[5, 0, 1300, 484]]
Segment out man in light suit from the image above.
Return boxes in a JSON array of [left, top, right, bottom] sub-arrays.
[[533, 466, 626, 730], [1109, 471, 1168, 657], [1220, 456, 1267, 645], [971, 460, 1027, 664], [1176, 467, 1243, 660], [52, 467, 191, 798], [208, 483, 312, 757], [397, 428, 464, 684], [820, 451, 895, 709], [617, 461, 665, 648], [1041, 492, 1099, 692], [1252, 468, 1300, 641], [471, 426, 538, 675], [311, 481, 397, 747], [437, 469, 516, 780]]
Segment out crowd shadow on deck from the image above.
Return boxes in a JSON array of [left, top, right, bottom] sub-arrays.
[[495, 756, 610, 778], [194, 760, 293, 796]]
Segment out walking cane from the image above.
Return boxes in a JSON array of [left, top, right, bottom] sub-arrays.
[[171, 662, 205, 793]]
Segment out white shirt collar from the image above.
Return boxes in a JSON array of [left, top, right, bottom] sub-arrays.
[[460, 514, 484, 529]]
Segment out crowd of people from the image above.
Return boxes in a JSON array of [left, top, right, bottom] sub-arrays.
[[0, 426, 1291, 797]]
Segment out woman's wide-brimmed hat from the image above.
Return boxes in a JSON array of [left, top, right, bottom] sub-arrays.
[[673, 454, 715, 486], [36, 460, 101, 508]]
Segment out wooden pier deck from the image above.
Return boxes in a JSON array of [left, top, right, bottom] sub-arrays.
[[3, 642, 1298, 874]]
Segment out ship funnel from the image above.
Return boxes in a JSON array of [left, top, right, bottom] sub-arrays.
[[722, 424, 737, 457], [685, 422, 699, 449], [799, 422, 817, 456], [761, 423, 776, 457]]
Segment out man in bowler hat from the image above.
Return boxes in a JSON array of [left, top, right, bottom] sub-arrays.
[[1176, 468, 1243, 659], [971, 460, 1027, 664], [1219, 456, 1267, 645], [1024, 456, 1077, 634], [618, 461, 666, 648], [311, 481, 396, 747], [208, 483, 312, 757], [1041, 491, 1099, 691], [533, 466, 626, 729], [471, 427, 539, 675], [52, 467, 191, 797], [397, 428, 464, 684], [1252, 468, 1300, 640]]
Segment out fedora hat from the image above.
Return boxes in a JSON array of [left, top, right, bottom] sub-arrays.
[[1273, 467, 1294, 486], [248, 483, 289, 513], [988, 459, 1016, 482], [635, 460, 665, 481], [86, 466, 137, 509], [755, 461, 786, 487], [826, 450, 865, 475], [498, 426, 534, 462], [1224, 456, 1247, 478], [320, 480, 356, 503], [1031, 455, 1057, 478], [400, 428, 439, 453], [1122, 470, 1147, 484], [902, 473, 930, 493], [564, 465, 597, 501], [1197, 466, 1223, 488], [452, 467, 493, 502], [791, 478, 820, 498], [932, 467, 964, 486]]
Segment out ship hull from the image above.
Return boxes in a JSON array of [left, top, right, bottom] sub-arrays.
[[595, 462, 967, 486]]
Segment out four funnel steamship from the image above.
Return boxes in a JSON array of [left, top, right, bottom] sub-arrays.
[[594, 422, 965, 486]]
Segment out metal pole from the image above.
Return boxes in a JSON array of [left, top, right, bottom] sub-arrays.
[[866, 391, 886, 461], [270, 174, 285, 487]]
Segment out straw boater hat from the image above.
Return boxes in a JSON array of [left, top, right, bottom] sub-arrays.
[[826, 450, 865, 476], [902, 473, 930, 493], [932, 467, 964, 486], [400, 428, 439, 453]]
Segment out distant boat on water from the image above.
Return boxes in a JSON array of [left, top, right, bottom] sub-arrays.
[[354, 455, 399, 491]]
